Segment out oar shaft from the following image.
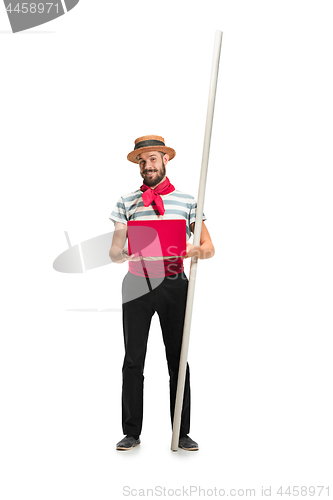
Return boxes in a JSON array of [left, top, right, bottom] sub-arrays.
[[193, 30, 223, 248], [171, 30, 223, 451]]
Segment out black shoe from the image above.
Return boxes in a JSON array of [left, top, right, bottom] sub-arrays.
[[116, 436, 141, 451], [179, 435, 199, 451]]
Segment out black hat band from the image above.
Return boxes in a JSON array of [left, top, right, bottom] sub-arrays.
[[134, 139, 165, 150]]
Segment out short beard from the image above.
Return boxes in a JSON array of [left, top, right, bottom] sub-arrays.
[[141, 163, 166, 187]]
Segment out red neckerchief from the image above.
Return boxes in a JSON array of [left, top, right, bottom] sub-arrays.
[[140, 176, 175, 215]]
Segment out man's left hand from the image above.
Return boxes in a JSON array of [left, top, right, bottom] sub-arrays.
[[184, 243, 201, 259]]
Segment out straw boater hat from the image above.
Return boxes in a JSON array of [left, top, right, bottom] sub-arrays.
[[127, 135, 176, 164]]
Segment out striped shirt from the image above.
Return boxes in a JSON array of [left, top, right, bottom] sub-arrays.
[[109, 188, 206, 277]]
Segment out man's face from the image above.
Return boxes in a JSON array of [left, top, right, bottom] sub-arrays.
[[138, 151, 168, 187]]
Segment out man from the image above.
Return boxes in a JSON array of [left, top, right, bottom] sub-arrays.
[[109, 135, 214, 451]]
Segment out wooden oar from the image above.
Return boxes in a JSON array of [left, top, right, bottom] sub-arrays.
[[171, 30, 223, 451]]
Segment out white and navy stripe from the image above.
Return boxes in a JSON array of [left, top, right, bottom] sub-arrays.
[[110, 189, 206, 240]]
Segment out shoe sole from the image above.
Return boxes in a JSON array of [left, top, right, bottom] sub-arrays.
[[116, 443, 140, 451], [179, 446, 199, 451]]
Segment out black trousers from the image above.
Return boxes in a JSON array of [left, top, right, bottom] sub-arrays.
[[121, 271, 191, 438]]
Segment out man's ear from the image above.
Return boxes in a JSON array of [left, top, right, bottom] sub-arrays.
[[163, 153, 170, 166]]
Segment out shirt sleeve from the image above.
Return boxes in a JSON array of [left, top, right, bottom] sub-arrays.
[[189, 198, 207, 225], [109, 197, 128, 225]]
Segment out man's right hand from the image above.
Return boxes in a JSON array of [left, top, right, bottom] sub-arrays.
[[121, 249, 142, 262], [109, 222, 143, 263]]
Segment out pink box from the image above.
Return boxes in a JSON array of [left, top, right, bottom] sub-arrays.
[[127, 219, 187, 258]]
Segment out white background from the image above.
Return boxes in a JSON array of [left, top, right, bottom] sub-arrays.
[[1, 1, 332, 498]]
